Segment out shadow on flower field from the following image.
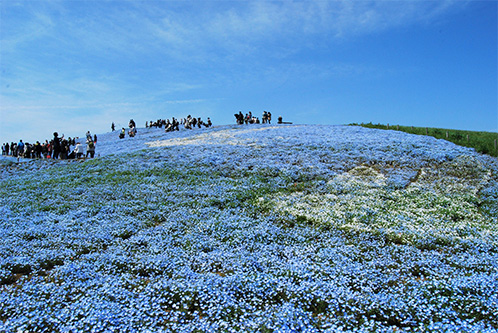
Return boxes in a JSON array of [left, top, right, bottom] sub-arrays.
[[1, 125, 497, 332]]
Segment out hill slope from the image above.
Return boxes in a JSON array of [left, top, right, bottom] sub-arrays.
[[1, 124, 497, 332]]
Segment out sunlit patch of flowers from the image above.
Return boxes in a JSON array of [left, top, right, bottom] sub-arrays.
[[273, 154, 498, 250], [0, 125, 497, 332]]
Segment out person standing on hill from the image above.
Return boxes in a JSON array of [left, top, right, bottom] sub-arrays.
[[34, 141, 42, 159], [86, 139, 95, 158], [47, 140, 52, 158], [172, 117, 179, 130], [42, 140, 49, 158], [11, 142, 17, 157], [235, 111, 243, 124], [60, 138, 69, 159], [17, 140, 25, 158], [52, 132, 62, 159], [129, 126, 137, 137], [74, 142, 84, 158], [111, 122, 115, 131]]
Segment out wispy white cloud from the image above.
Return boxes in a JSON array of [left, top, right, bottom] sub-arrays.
[[2, 1, 468, 57], [0, 0, 475, 143], [39, 1, 461, 61], [1, 4, 54, 52], [151, 1, 468, 52], [2, 0, 468, 68]]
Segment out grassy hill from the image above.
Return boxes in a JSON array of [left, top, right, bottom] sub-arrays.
[[352, 123, 498, 157], [1, 124, 497, 332]]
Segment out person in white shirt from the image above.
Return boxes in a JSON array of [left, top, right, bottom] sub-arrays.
[[74, 142, 84, 159]]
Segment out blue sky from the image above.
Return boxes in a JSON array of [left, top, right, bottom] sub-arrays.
[[1, 0, 496, 144]]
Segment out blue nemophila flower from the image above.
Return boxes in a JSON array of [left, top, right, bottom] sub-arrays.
[[0, 125, 497, 332]]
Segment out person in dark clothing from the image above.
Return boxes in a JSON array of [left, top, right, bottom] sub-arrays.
[[11, 143, 16, 157], [185, 115, 193, 129], [34, 141, 42, 158], [42, 141, 48, 158], [86, 139, 95, 158], [165, 119, 173, 132], [17, 140, 24, 158], [52, 132, 62, 159], [129, 126, 137, 137], [234, 112, 244, 125], [23, 143, 30, 158], [111, 122, 115, 131], [60, 138, 69, 159]]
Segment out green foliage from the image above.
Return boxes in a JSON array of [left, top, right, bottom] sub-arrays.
[[351, 122, 498, 157]]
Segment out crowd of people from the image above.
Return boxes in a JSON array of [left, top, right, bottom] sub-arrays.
[[2, 111, 293, 161], [234, 111, 291, 125], [145, 115, 212, 132], [234, 111, 272, 125], [1, 131, 97, 161], [112, 116, 212, 141]]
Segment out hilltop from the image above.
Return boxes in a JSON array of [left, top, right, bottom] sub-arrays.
[[1, 124, 497, 332]]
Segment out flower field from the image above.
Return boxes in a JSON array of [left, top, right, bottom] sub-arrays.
[[1, 124, 497, 332]]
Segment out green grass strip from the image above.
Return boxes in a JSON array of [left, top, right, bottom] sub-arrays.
[[351, 122, 498, 157]]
